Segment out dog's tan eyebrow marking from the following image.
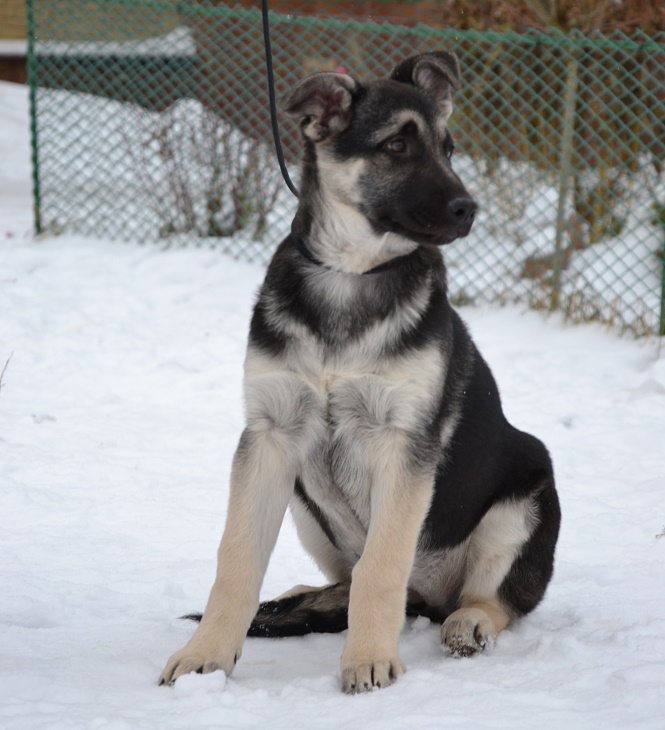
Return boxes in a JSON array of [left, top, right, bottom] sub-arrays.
[[435, 114, 451, 138], [371, 110, 427, 145]]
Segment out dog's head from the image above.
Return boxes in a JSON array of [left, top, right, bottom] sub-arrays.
[[282, 52, 476, 247]]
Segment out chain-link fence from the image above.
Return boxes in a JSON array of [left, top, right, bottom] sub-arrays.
[[26, 0, 665, 336]]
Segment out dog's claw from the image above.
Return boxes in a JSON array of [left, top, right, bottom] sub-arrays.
[[448, 641, 479, 658]]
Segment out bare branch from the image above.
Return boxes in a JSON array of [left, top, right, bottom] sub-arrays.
[[0, 351, 14, 397]]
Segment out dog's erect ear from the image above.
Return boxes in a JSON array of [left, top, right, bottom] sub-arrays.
[[390, 52, 460, 119], [281, 72, 357, 143]]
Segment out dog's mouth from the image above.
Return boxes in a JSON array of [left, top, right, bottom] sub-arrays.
[[379, 216, 474, 247]]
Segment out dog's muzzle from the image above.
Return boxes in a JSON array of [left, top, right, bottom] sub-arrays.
[[375, 192, 477, 246]]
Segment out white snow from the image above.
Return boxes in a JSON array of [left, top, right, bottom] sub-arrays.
[[36, 27, 197, 57], [1, 80, 664, 729], [0, 40, 27, 55]]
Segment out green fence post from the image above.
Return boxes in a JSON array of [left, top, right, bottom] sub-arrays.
[[660, 210, 665, 337], [25, 0, 42, 236], [551, 43, 580, 313]]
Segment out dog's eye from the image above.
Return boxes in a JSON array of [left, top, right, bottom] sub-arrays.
[[444, 141, 455, 160], [383, 138, 408, 155]]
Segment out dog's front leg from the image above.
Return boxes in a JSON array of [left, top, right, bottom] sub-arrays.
[[158, 423, 297, 686], [340, 450, 434, 694]]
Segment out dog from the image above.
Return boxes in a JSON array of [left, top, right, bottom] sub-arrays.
[[158, 51, 561, 694]]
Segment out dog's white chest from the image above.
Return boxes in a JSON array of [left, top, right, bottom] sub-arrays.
[[244, 341, 445, 538]]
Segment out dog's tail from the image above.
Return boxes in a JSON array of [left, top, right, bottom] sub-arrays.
[[182, 583, 351, 638]]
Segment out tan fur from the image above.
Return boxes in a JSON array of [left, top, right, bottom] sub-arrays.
[[441, 599, 511, 656], [311, 148, 417, 274], [158, 54, 557, 692], [460, 496, 537, 604], [159, 369, 320, 685], [159, 430, 297, 684], [341, 466, 435, 692], [275, 584, 333, 600], [439, 497, 537, 656], [368, 109, 429, 145]]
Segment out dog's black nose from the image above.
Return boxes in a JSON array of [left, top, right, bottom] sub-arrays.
[[448, 197, 477, 226]]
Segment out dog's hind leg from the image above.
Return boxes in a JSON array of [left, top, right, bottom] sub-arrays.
[[441, 496, 531, 655], [441, 598, 512, 658], [442, 477, 560, 656]]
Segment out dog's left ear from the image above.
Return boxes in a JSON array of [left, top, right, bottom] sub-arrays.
[[390, 52, 460, 119], [281, 72, 357, 143]]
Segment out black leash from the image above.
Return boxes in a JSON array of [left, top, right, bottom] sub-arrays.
[[261, 0, 299, 198], [260, 2, 419, 276]]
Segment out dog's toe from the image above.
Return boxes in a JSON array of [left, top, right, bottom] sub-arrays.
[[159, 655, 207, 686], [341, 658, 405, 694]]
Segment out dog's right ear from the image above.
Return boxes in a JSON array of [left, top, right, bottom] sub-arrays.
[[281, 73, 357, 143]]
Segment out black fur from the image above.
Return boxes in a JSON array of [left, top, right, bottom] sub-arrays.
[[261, 55, 556, 632], [248, 585, 351, 637], [178, 52, 560, 663], [294, 477, 339, 550]]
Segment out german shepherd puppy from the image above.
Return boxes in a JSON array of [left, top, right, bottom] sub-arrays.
[[159, 51, 561, 694]]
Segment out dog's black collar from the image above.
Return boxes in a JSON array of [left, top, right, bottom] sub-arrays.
[[292, 236, 326, 268], [292, 236, 419, 276]]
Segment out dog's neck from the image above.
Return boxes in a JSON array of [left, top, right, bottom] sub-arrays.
[[308, 196, 417, 275], [293, 145, 418, 275]]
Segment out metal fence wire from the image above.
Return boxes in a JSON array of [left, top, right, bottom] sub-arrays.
[[26, 0, 665, 336]]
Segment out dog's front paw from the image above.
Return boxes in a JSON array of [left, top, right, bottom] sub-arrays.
[[340, 657, 405, 694], [441, 608, 495, 657], [158, 644, 239, 686]]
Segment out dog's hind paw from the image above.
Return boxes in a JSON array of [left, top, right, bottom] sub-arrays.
[[340, 657, 405, 694], [441, 607, 496, 658]]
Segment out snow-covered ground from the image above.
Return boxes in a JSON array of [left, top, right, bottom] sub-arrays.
[[1, 80, 664, 729]]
